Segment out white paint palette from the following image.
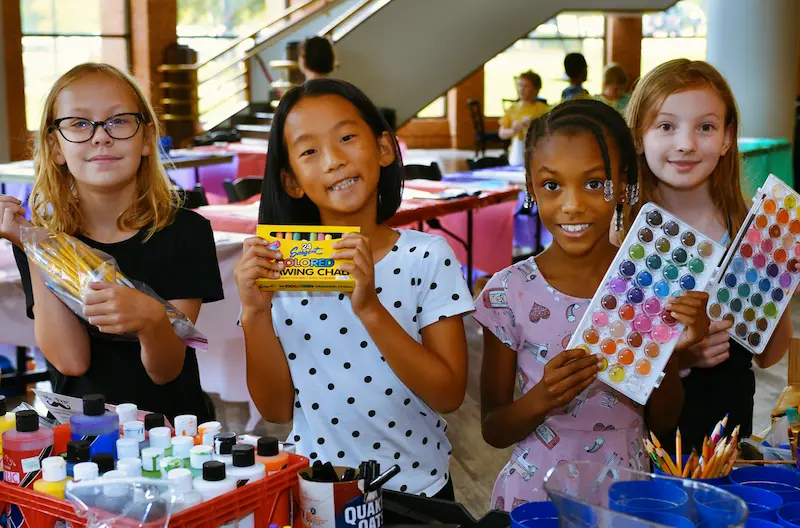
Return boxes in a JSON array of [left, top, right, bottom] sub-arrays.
[[567, 203, 726, 405], [707, 174, 800, 354]]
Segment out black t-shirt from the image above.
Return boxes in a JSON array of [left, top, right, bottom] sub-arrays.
[[13, 208, 224, 422]]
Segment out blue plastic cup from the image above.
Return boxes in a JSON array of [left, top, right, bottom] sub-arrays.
[[609, 480, 689, 516], [719, 485, 782, 521], [653, 455, 730, 487], [510, 501, 558, 528], [730, 467, 800, 505], [632, 511, 695, 527], [746, 519, 782, 528], [778, 502, 800, 527]]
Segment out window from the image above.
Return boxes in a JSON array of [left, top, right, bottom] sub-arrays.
[[484, 12, 605, 117], [177, 0, 287, 63], [641, 0, 707, 76], [21, 0, 130, 131], [415, 96, 447, 119]]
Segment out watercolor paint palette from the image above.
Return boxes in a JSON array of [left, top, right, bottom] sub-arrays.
[[707, 174, 800, 354], [566, 203, 726, 405]]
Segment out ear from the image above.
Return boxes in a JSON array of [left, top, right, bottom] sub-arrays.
[[49, 133, 66, 166], [721, 123, 734, 156], [281, 168, 305, 199], [377, 131, 396, 168]]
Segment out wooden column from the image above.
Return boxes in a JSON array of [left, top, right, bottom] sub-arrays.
[[605, 14, 642, 89], [448, 67, 484, 150], [129, 0, 178, 113], [0, 1, 27, 161]]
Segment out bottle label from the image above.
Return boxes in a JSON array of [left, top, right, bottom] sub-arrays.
[[73, 431, 120, 459], [3, 445, 52, 487]]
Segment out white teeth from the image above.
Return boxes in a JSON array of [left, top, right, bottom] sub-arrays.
[[560, 224, 590, 233], [330, 177, 357, 191]]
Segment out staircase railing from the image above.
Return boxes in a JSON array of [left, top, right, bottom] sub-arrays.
[[157, 0, 338, 134], [320, 0, 390, 40]]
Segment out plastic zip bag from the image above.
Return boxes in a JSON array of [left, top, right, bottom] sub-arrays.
[[66, 477, 176, 527], [20, 226, 208, 350]]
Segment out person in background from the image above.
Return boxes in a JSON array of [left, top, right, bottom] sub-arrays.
[[299, 36, 336, 80], [597, 63, 631, 113], [561, 53, 590, 101], [498, 71, 550, 166]]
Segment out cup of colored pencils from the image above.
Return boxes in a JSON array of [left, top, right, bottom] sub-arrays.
[[645, 417, 740, 481]]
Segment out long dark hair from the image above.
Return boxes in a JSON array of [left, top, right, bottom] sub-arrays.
[[258, 78, 403, 225], [524, 98, 638, 227]]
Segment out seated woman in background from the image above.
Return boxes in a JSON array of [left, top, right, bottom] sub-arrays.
[[299, 36, 336, 80], [498, 70, 549, 166], [596, 63, 631, 113]]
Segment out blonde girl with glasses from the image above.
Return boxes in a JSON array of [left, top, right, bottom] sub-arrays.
[[0, 63, 223, 421]]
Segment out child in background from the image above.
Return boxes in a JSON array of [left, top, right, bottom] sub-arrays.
[[498, 70, 550, 166], [561, 53, 590, 101], [299, 36, 336, 80], [0, 63, 222, 421], [234, 78, 473, 499], [476, 99, 706, 510], [597, 63, 631, 113], [625, 59, 793, 453]]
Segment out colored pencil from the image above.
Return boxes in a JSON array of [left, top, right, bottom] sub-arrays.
[[676, 428, 682, 476]]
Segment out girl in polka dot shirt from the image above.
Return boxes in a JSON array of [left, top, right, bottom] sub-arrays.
[[234, 79, 474, 499], [475, 100, 708, 510]]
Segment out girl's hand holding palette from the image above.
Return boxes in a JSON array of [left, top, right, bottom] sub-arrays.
[[567, 203, 725, 405], [707, 175, 800, 354]]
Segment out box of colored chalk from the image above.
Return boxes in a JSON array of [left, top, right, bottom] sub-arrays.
[[707, 174, 800, 354], [255, 225, 360, 291], [566, 203, 726, 405]]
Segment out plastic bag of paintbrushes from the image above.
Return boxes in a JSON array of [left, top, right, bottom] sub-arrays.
[[20, 227, 208, 350]]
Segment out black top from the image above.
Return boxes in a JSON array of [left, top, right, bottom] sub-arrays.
[[67, 440, 91, 463], [232, 444, 255, 467], [13, 208, 223, 423], [83, 394, 105, 416], [145, 413, 165, 431], [257, 436, 279, 457], [15, 410, 39, 432]]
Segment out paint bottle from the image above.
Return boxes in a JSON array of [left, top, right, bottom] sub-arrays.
[[70, 394, 120, 458], [197, 421, 221, 446], [65, 440, 91, 478], [227, 445, 265, 528], [171, 436, 194, 469], [91, 453, 115, 476], [164, 468, 202, 513], [213, 432, 236, 467], [159, 456, 184, 478], [255, 436, 290, 475], [33, 456, 72, 500], [116, 437, 140, 460], [0, 396, 16, 478], [2, 411, 54, 527], [95, 470, 129, 514], [123, 420, 146, 451], [255, 436, 290, 526], [141, 447, 165, 479], [144, 413, 165, 441], [68, 462, 100, 507], [149, 427, 173, 456], [174, 415, 198, 438], [193, 460, 236, 499], [189, 445, 213, 478], [115, 403, 138, 437], [117, 457, 142, 478]]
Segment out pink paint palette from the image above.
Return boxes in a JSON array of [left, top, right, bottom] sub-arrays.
[[707, 175, 800, 354], [567, 203, 725, 405]]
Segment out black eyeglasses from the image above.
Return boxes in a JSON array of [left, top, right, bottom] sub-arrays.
[[51, 113, 145, 143]]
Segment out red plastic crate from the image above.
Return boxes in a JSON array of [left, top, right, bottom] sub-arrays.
[[0, 452, 308, 528]]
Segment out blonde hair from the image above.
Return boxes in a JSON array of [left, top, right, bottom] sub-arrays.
[[30, 63, 178, 241], [603, 63, 628, 87], [624, 59, 748, 235]]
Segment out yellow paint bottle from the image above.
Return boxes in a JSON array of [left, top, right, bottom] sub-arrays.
[[33, 457, 72, 500]]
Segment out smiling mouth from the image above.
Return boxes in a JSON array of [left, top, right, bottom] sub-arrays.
[[329, 177, 359, 191], [88, 156, 121, 162], [559, 223, 591, 235]]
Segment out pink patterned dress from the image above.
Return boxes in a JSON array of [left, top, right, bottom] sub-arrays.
[[473, 258, 649, 512]]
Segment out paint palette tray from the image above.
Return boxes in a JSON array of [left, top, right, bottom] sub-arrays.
[[567, 203, 726, 405], [707, 174, 800, 354]]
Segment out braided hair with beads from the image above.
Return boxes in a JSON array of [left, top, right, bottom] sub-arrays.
[[522, 98, 639, 231]]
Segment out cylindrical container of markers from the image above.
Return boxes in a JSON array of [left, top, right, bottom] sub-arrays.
[[298, 466, 383, 528]]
